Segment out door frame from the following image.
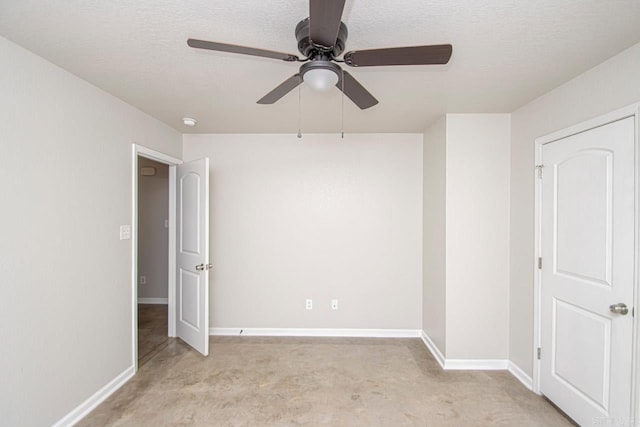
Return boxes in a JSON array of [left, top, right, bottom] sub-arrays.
[[131, 144, 182, 371], [532, 103, 640, 421]]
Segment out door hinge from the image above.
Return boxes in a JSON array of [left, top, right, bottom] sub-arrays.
[[537, 347, 541, 360], [535, 164, 544, 179], [538, 257, 542, 269]]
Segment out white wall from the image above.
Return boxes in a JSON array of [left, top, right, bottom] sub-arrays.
[[183, 133, 423, 330], [445, 114, 510, 359], [422, 117, 447, 353], [422, 114, 510, 360], [0, 36, 181, 426], [509, 42, 640, 376], [138, 158, 169, 300]]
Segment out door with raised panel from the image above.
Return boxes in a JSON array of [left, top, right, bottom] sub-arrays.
[[176, 158, 210, 356], [540, 116, 635, 425]]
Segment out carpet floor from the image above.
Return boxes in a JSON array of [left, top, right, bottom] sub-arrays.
[[78, 336, 573, 426]]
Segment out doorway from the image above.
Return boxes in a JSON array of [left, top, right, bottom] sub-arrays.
[[131, 145, 181, 371], [533, 105, 640, 425], [137, 157, 170, 365], [131, 144, 211, 365]]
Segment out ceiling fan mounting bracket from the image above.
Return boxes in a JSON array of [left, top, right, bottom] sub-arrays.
[[295, 18, 348, 59]]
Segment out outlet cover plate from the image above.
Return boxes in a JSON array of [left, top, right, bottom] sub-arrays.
[[119, 225, 131, 240]]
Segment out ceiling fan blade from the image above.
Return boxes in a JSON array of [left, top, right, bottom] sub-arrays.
[[309, 0, 346, 48], [187, 38, 299, 62], [336, 71, 378, 110], [257, 74, 302, 104], [344, 44, 452, 67]]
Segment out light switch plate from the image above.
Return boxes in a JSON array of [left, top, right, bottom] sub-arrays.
[[120, 225, 131, 240]]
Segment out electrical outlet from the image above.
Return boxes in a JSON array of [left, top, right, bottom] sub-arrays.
[[331, 299, 338, 310], [119, 225, 131, 240], [139, 275, 146, 285], [306, 299, 313, 310]]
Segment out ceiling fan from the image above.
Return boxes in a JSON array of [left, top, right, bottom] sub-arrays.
[[187, 0, 452, 110]]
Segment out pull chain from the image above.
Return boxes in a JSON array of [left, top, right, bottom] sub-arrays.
[[340, 69, 345, 139], [297, 81, 302, 139]]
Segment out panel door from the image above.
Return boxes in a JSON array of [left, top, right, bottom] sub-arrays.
[[540, 117, 635, 425], [176, 158, 210, 356]]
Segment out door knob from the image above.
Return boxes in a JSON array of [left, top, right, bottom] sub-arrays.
[[609, 303, 629, 315], [195, 263, 213, 271], [195, 263, 205, 271]]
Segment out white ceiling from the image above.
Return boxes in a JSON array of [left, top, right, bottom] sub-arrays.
[[1, 0, 640, 134]]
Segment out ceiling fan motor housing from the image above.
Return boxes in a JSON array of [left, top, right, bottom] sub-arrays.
[[295, 18, 348, 58]]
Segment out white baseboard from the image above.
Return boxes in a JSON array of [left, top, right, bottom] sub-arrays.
[[137, 298, 168, 304], [209, 328, 421, 338], [53, 365, 135, 427], [420, 330, 508, 370], [508, 361, 533, 390], [444, 359, 508, 370], [420, 331, 445, 368]]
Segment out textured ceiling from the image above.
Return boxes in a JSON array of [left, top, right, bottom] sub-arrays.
[[1, 0, 640, 134]]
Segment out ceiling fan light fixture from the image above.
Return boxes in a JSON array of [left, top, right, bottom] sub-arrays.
[[303, 68, 339, 91], [300, 60, 341, 92]]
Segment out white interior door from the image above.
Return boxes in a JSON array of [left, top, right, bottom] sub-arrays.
[[176, 157, 210, 356], [540, 117, 635, 425]]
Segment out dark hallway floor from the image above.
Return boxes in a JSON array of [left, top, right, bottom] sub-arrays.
[[137, 304, 169, 367]]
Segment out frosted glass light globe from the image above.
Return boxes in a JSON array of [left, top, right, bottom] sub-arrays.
[[303, 68, 339, 92]]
